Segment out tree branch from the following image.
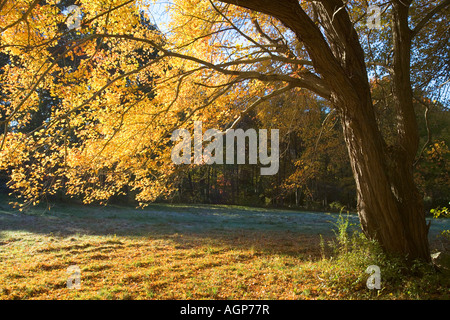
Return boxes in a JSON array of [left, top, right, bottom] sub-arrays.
[[413, 96, 432, 167], [217, 0, 360, 105], [226, 83, 295, 131], [0, 0, 40, 33], [367, 61, 394, 74], [93, 33, 330, 98], [24, 54, 167, 139], [412, 0, 450, 38]]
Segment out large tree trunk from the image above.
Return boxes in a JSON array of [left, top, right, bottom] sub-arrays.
[[219, 0, 432, 261], [319, 0, 430, 261], [339, 97, 430, 262]]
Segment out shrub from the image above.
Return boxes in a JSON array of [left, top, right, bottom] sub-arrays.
[[319, 213, 450, 299], [431, 203, 450, 240]]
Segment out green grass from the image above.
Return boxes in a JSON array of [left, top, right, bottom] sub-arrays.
[[0, 196, 449, 300]]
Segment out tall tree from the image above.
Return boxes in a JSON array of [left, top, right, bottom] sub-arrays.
[[1, 0, 449, 261]]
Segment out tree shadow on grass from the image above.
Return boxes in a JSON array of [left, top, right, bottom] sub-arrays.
[[0, 201, 335, 260], [0, 198, 448, 259]]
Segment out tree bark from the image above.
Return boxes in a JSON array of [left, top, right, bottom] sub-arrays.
[[339, 97, 430, 262]]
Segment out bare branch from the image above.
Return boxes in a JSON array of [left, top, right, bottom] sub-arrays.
[[226, 83, 295, 131], [217, 0, 359, 103], [412, 0, 450, 37], [208, 0, 274, 57], [367, 61, 394, 74], [413, 96, 432, 167], [315, 108, 337, 152]]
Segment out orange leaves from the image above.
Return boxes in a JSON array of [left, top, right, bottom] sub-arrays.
[[0, 1, 174, 205], [0, 0, 321, 206]]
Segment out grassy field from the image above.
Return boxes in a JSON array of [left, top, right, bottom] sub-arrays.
[[1, 197, 449, 300]]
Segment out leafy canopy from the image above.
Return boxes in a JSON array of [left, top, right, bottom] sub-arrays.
[[0, 0, 448, 207]]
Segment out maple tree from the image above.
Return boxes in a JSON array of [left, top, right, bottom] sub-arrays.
[[0, 0, 449, 261]]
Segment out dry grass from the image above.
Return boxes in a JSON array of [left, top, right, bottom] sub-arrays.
[[1, 230, 328, 300], [1, 200, 449, 300]]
